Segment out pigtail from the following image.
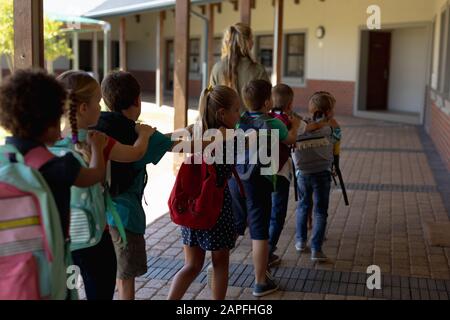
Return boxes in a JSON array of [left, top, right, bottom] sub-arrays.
[[68, 90, 79, 144], [198, 87, 213, 132]]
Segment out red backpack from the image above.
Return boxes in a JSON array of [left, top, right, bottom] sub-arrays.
[[168, 155, 245, 230]]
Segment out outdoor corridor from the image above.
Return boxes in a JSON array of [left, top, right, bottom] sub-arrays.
[[80, 116, 450, 300]]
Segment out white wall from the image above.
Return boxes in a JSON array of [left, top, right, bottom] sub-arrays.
[[388, 27, 430, 113]]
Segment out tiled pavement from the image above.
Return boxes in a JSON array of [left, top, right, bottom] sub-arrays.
[[79, 116, 450, 300]]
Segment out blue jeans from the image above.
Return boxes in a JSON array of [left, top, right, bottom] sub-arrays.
[[269, 176, 290, 255], [295, 171, 331, 252]]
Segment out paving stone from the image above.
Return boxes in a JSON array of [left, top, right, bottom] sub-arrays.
[[411, 288, 421, 300]]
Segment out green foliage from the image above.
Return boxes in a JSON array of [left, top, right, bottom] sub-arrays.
[[0, 0, 73, 72], [0, 0, 14, 70]]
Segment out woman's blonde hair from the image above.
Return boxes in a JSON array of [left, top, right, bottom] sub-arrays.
[[221, 23, 255, 90], [57, 70, 99, 161], [198, 85, 239, 131]]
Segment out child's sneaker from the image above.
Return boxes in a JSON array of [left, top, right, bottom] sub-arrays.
[[252, 278, 279, 297], [295, 241, 308, 252], [311, 250, 328, 262], [206, 264, 214, 289], [268, 254, 281, 268]]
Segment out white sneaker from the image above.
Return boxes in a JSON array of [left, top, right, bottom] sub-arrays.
[[295, 241, 308, 252], [206, 264, 214, 289]]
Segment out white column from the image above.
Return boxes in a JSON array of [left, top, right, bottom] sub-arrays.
[[92, 32, 99, 80], [103, 27, 111, 78], [72, 32, 79, 71]]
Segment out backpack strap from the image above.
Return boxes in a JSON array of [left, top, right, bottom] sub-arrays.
[[24, 147, 55, 170], [231, 167, 246, 198], [104, 190, 128, 248]]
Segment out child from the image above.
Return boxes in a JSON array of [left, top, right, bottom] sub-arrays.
[[56, 70, 156, 300], [267, 84, 331, 266], [229, 79, 301, 297], [293, 91, 341, 262], [0, 69, 107, 299], [267, 84, 297, 268], [94, 71, 184, 300], [167, 85, 241, 300]]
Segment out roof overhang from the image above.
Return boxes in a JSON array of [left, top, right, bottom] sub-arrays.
[[85, 0, 222, 18]]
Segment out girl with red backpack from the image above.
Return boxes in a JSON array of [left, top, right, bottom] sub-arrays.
[[168, 85, 241, 300]]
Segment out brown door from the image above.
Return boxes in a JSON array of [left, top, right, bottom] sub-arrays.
[[366, 32, 391, 110]]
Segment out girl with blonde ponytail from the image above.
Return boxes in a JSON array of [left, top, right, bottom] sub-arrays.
[[168, 85, 241, 301], [210, 23, 270, 112], [55, 70, 156, 301]]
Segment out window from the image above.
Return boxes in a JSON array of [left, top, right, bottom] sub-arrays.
[[213, 37, 222, 64], [284, 33, 306, 80], [189, 39, 201, 74], [256, 35, 274, 74]]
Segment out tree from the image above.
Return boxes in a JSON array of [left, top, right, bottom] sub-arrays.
[[0, 0, 73, 74], [44, 19, 73, 73], [0, 0, 14, 72]]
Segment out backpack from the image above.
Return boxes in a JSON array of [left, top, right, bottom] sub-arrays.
[[236, 112, 289, 181], [168, 154, 245, 230], [0, 145, 69, 300], [50, 137, 127, 251]]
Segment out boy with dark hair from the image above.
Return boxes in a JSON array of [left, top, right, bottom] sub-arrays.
[[230, 79, 300, 297], [96, 71, 175, 300]]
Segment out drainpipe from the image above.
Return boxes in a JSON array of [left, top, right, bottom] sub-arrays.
[[190, 10, 209, 91]]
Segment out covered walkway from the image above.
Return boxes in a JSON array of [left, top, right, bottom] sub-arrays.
[[77, 116, 450, 300]]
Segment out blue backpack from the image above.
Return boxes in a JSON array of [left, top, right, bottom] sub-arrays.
[[50, 138, 127, 251], [0, 145, 72, 300], [236, 112, 280, 182]]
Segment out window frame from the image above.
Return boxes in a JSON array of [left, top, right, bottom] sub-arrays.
[[213, 36, 222, 64], [189, 38, 201, 76], [282, 31, 308, 87], [255, 34, 275, 75]]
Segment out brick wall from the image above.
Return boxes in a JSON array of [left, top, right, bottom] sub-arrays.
[[428, 100, 450, 171], [292, 79, 355, 116]]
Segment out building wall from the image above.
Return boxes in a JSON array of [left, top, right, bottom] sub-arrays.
[[427, 0, 450, 171], [429, 95, 450, 171], [0, 0, 440, 115], [96, 0, 437, 115], [388, 27, 429, 114]]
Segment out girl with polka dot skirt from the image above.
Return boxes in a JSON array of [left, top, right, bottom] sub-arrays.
[[56, 71, 156, 300], [168, 86, 242, 300]]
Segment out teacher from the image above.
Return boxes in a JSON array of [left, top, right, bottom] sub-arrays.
[[210, 23, 270, 113]]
